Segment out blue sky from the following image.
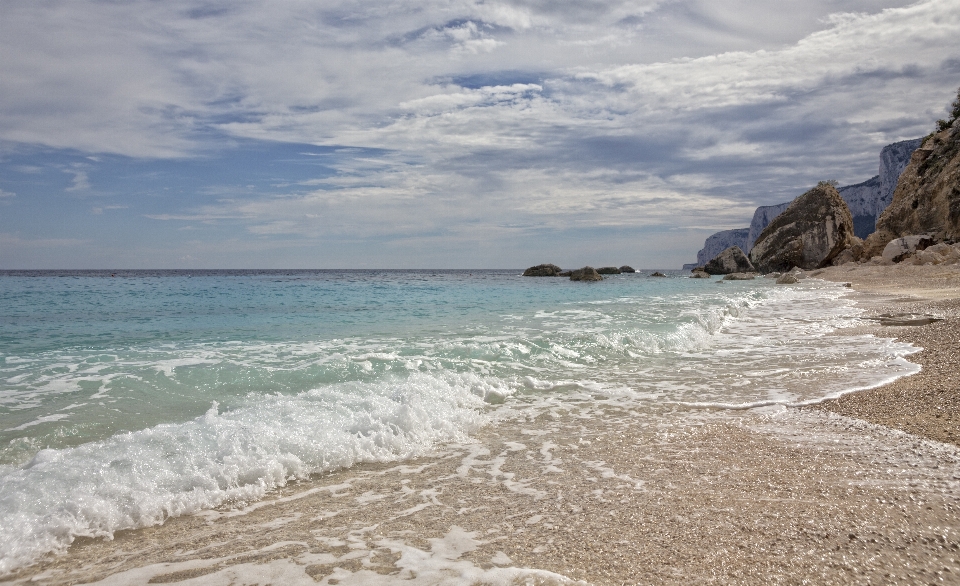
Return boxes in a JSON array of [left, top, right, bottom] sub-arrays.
[[1, 0, 958, 268]]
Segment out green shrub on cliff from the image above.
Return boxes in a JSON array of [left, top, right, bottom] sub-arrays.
[[935, 85, 960, 132]]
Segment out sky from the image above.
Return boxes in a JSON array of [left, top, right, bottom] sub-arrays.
[[1, 0, 959, 269]]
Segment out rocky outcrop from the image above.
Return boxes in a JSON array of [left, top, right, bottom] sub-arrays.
[[745, 203, 790, 253], [619, 265, 636, 273], [749, 183, 856, 273], [596, 267, 621, 274], [523, 264, 562, 276], [690, 268, 711, 278], [864, 121, 960, 257], [703, 246, 755, 275], [650, 271, 666, 277], [569, 267, 603, 281], [695, 228, 749, 266]]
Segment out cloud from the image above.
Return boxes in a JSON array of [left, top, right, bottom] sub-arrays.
[[0, 188, 14, 199], [2, 0, 957, 267]]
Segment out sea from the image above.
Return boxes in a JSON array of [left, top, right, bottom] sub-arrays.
[[0, 269, 920, 576]]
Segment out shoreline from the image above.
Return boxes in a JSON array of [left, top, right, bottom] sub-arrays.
[[815, 263, 960, 447], [4, 266, 960, 585]]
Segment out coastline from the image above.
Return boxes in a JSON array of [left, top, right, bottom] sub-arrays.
[[4, 267, 960, 585], [816, 263, 960, 447]]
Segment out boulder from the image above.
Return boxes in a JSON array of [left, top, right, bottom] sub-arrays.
[[703, 246, 755, 275], [696, 228, 750, 266], [880, 235, 935, 263], [690, 269, 711, 279], [722, 272, 756, 280], [776, 273, 799, 284], [650, 271, 667, 277], [862, 118, 960, 258], [619, 265, 637, 273], [746, 203, 790, 253], [569, 267, 603, 281], [523, 264, 563, 277], [764, 272, 782, 279], [596, 267, 622, 275], [558, 270, 573, 277], [749, 183, 856, 273]]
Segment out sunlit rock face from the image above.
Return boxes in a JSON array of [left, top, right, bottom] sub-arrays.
[[749, 184, 856, 273]]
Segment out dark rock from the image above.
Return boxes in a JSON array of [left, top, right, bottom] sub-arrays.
[[558, 271, 572, 277], [569, 267, 603, 281], [522, 264, 563, 277], [649, 271, 666, 277], [690, 269, 711, 279], [749, 183, 856, 273], [722, 272, 756, 280], [704, 246, 755, 275], [619, 265, 636, 273], [596, 267, 621, 274]]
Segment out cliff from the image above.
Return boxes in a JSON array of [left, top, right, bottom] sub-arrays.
[[745, 203, 790, 253], [864, 120, 960, 257]]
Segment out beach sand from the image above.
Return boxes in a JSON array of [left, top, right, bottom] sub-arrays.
[[5, 265, 960, 585]]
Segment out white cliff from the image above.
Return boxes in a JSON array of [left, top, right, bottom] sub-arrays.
[[837, 175, 880, 240], [879, 138, 924, 213], [695, 228, 749, 266]]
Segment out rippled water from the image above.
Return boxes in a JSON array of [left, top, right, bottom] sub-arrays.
[[0, 269, 918, 574]]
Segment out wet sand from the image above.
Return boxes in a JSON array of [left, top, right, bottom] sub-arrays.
[[5, 265, 960, 585]]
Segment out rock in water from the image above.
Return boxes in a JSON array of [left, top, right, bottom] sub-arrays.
[[690, 268, 711, 279], [619, 265, 636, 273], [863, 121, 960, 257], [650, 271, 667, 277], [523, 264, 563, 277], [596, 267, 622, 274], [569, 267, 603, 281], [776, 273, 799, 284], [722, 272, 756, 280], [703, 246, 755, 275], [749, 183, 856, 273]]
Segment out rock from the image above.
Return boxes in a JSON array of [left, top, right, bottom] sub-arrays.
[[863, 123, 960, 257], [880, 235, 935, 263], [619, 265, 636, 273], [695, 228, 750, 266], [703, 246, 755, 275], [681, 263, 700, 271], [746, 203, 790, 253], [650, 271, 667, 277], [523, 264, 563, 277], [690, 269, 711, 279], [596, 267, 622, 274], [722, 272, 756, 280], [838, 176, 881, 240], [749, 183, 856, 273], [558, 271, 572, 277], [764, 272, 781, 279], [569, 267, 603, 281], [776, 273, 799, 284]]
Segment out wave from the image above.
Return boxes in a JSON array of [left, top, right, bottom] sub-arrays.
[[0, 371, 500, 576]]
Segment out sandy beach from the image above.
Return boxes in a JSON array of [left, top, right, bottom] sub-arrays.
[[5, 265, 960, 586]]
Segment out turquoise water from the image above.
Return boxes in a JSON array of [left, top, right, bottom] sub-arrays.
[[0, 270, 918, 573]]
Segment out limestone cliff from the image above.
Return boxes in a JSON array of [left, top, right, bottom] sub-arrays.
[[864, 120, 960, 257], [879, 138, 925, 213], [837, 176, 880, 240]]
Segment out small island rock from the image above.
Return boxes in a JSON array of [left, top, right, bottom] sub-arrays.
[[619, 265, 637, 273], [523, 264, 563, 277], [650, 271, 667, 277], [596, 267, 622, 275], [570, 267, 603, 281]]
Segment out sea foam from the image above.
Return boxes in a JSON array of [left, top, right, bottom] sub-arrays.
[[0, 371, 495, 575]]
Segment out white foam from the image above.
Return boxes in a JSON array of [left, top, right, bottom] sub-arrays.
[[0, 372, 497, 576]]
